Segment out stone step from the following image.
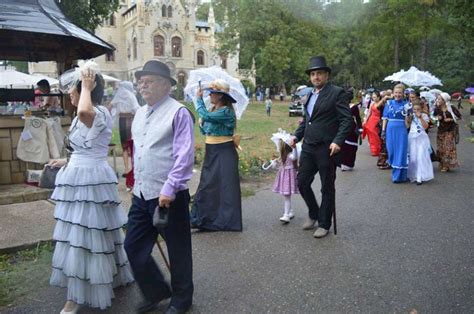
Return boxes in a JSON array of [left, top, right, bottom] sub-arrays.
[[0, 200, 55, 254], [0, 184, 52, 205]]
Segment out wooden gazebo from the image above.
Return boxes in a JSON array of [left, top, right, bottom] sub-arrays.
[[0, 0, 114, 185]]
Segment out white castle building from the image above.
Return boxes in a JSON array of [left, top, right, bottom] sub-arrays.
[[29, 0, 254, 88]]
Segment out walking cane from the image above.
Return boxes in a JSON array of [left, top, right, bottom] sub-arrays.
[[333, 207, 337, 235], [156, 235, 171, 272]]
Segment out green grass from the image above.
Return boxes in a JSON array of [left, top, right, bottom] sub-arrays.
[[241, 186, 257, 198], [111, 127, 121, 149], [0, 243, 54, 307]]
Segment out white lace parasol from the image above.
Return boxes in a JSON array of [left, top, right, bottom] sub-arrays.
[[184, 66, 249, 119]]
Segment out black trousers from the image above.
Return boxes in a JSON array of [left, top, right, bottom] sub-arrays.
[[297, 144, 337, 230], [124, 190, 193, 309]]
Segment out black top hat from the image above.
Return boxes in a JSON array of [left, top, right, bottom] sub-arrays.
[[305, 56, 331, 74], [135, 60, 177, 86]]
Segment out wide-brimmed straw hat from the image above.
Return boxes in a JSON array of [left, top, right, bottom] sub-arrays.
[[206, 79, 237, 103], [135, 60, 177, 86]]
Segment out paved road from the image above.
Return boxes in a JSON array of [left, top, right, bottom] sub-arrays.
[[4, 112, 473, 313]]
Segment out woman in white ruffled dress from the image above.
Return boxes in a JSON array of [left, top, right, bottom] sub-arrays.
[[48, 62, 134, 313]]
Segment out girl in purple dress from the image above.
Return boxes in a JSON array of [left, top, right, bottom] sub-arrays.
[[265, 130, 299, 223]]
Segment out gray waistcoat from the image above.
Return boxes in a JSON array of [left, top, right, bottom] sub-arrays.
[[132, 97, 184, 200]]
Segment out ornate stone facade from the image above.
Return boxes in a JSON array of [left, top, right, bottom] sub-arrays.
[[29, 0, 254, 87]]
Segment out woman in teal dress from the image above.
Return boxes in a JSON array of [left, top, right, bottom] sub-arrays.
[[381, 84, 410, 183], [190, 79, 242, 231]]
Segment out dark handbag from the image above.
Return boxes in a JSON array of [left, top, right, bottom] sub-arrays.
[[454, 124, 460, 144], [38, 165, 60, 189], [153, 205, 169, 230]]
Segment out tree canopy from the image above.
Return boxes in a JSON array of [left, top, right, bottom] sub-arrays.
[[58, 0, 120, 33], [203, 0, 473, 92]]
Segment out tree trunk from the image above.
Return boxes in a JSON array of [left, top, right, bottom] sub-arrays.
[[57, 59, 75, 118], [394, 34, 399, 70], [420, 37, 427, 69], [420, 9, 428, 69]]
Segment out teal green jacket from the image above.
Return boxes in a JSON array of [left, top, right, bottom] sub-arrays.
[[195, 97, 235, 136]]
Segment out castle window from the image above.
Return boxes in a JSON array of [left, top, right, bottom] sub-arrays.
[[153, 35, 164, 56], [221, 55, 227, 69], [106, 50, 115, 62], [197, 50, 204, 65], [178, 71, 186, 86], [162, 5, 167, 17], [168, 5, 173, 17], [132, 37, 137, 60], [172, 37, 182, 57]]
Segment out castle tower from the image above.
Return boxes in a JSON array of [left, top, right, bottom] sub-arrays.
[[208, 2, 216, 47]]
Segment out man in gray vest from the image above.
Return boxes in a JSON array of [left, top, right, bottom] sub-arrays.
[[124, 60, 194, 314]]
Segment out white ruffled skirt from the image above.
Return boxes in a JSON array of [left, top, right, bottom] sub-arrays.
[[408, 132, 434, 183], [50, 156, 134, 310]]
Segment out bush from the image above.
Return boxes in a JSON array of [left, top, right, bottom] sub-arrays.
[[194, 144, 204, 165], [241, 79, 255, 96], [173, 84, 185, 100], [238, 151, 267, 177]]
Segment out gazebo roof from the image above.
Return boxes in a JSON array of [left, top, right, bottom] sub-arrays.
[[0, 0, 114, 62]]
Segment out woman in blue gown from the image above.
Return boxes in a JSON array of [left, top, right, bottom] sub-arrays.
[[381, 84, 410, 183]]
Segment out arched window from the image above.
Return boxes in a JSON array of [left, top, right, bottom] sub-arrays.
[[109, 14, 115, 26], [132, 37, 137, 60], [171, 37, 182, 57], [220, 55, 227, 69], [153, 35, 164, 56], [178, 72, 186, 86], [197, 50, 204, 65], [162, 5, 167, 17], [168, 5, 173, 17], [106, 51, 115, 62]]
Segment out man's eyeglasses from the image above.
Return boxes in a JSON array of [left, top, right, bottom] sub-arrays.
[[138, 78, 167, 86]]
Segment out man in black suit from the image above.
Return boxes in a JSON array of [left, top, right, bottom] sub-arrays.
[[291, 56, 352, 238]]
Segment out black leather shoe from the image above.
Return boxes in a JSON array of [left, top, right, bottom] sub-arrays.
[[165, 305, 190, 314], [136, 301, 159, 313], [136, 292, 172, 313]]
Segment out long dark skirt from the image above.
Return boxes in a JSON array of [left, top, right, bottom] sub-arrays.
[[341, 142, 358, 168], [377, 137, 390, 169], [119, 113, 133, 151], [190, 141, 242, 231]]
